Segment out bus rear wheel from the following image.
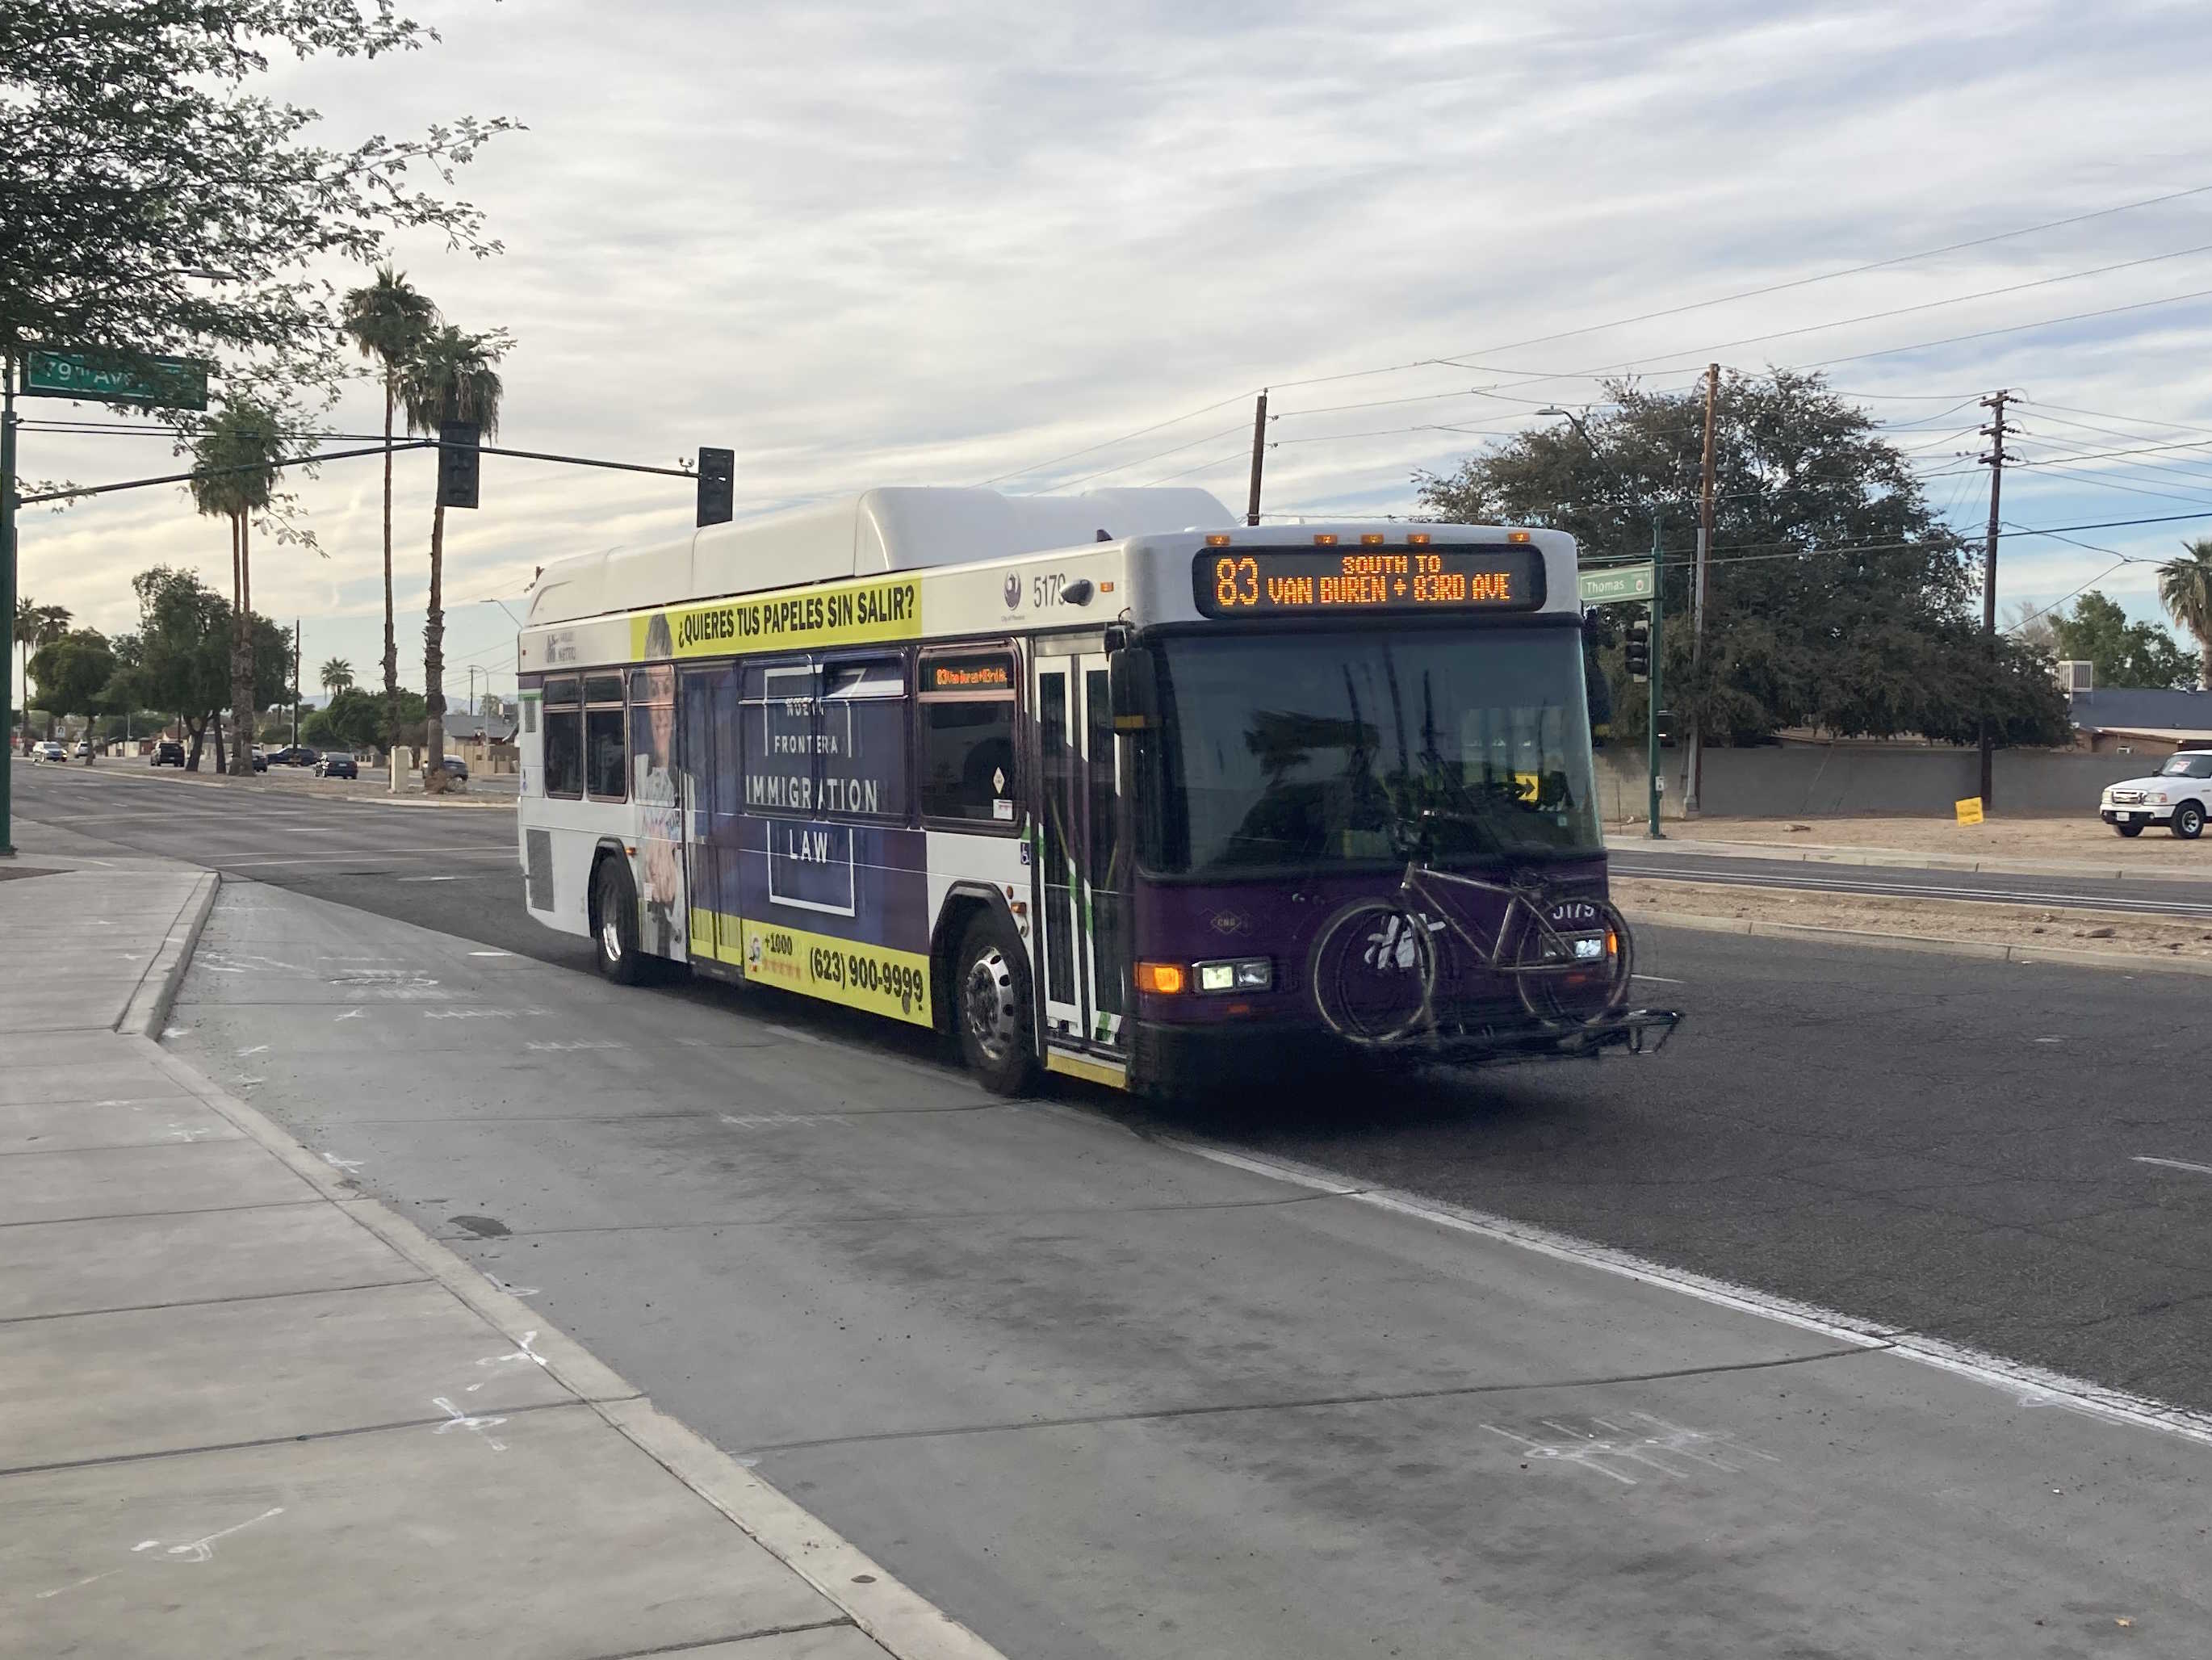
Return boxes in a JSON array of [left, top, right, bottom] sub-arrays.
[[954, 915, 1039, 1096], [593, 856, 646, 986]]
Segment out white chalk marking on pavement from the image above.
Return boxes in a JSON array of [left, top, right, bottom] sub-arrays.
[[487, 1274, 540, 1297], [335, 1008, 364, 1021], [431, 1395, 508, 1452], [396, 874, 462, 882], [321, 1151, 366, 1173], [765, 1024, 823, 1045], [160, 1507, 286, 1563], [524, 1038, 626, 1052], [1155, 1136, 2212, 1452], [468, 949, 514, 957], [465, 1330, 548, 1392], [36, 1568, 127, 1599], [2133, 1155, 2212, 1178], [2033, 1037, 2063, 1044], [1633, 974, 1685, 984], [163, 1025, 187, 1039], [237, 1044, 270, 1056]]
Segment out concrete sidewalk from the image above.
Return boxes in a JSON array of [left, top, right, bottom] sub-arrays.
[[1608, 829, 2212, 884], [0, 849, 999, 1660]]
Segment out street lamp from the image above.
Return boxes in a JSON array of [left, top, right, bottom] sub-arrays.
[[1540, 408, 1666, 840]]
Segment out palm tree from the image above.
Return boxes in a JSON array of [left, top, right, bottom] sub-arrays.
[[188, 400, 283, 774], [399, 324, 506, 790], [14, 599, 73, 744], [341, 266, 439, 759], [320, 657, 355, 697], [2160, 538, 2212, 690]]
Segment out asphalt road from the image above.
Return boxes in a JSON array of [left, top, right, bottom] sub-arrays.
[[1611, 845, 2212, 917], [26, 759, 2212, 1654]]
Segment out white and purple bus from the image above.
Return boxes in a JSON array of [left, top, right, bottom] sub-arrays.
[[515, 486, 1673, 1096]]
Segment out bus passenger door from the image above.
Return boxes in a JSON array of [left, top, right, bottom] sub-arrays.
[[1033, 647, 1126, 1069], [680, 664, 743, 966]]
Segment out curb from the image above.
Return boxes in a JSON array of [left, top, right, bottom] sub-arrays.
[[118, 870, 220, 1038], [346, 794, 513, 810], [1629, 905, 2212, 977], [134, 912, 1006, 1660], [1609, 833, 2212, 886]]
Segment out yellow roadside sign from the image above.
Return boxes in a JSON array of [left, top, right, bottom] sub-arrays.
[[1954, 796, 1985, 825]]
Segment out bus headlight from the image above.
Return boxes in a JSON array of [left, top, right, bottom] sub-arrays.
[[1195, 958, 1271, 993]]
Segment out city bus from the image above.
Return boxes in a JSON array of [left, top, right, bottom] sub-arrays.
[[514, 485, 1675, 1096]]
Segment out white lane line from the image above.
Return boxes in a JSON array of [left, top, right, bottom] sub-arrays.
[[396, 875, 462, 882], [1633, 974, 1685, 984], [215, 848, 511, 869], [1156, 1136, 2212, 1452], [2132, 1155, 2212, 1178], [469, 949, 515, 958]]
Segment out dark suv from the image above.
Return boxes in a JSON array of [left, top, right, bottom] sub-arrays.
[[150, 740, 185, 767], [315, 753, 358, 779], [265, 744, 320, 768]]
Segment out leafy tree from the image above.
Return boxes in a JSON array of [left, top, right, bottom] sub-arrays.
[[2049, 591, 2195, 690], [305, 684, 424, 752], [1417, 371, 2071, 747], [341, 265, 439, 752], [125, 567, 289, 769], [400, 324, 507, 790], [320, 657, 356, 696], [1, 0, 510, 455], [28, 629, 115, 752], [13, 598, 72, 740], [2159, 539, 2212, 690]]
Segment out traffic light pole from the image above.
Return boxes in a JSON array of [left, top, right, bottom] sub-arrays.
[[1646, 515, 1665, 841], [2, 354, 17, 856]]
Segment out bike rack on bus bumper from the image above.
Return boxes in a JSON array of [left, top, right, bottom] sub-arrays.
[[1412, 1005, 1682, 1066]]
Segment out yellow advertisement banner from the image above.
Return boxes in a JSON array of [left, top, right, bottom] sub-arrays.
[[630, 577, 923, 661], [737, 917, 933, 1028]]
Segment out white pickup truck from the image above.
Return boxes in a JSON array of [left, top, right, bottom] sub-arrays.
[[2101, 750, 2212, 839]]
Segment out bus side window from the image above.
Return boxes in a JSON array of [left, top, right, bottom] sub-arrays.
[[918, 649, 1018, 828], [585, 673, 627, 801], [544, 677, 582, 799]]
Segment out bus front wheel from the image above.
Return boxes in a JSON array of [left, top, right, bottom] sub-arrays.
[[592, 856, 645, 986], [955, 915, 1039, 1096]]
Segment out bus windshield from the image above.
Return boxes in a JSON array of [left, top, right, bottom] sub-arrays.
[[1148, 625, 1602, 876]]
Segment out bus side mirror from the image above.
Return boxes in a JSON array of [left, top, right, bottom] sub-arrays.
[[1108, 647, 1158, 732]]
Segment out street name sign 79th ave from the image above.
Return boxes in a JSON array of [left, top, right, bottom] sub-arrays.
[[23, 350, 209, 411], [1578, 562, 1657, 605]]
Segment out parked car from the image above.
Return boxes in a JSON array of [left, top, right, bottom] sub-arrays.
[[265, 744, 320, 768], [2101, 751, 2212, 839], [34, 740, 66, 763], [151, 740, 186, 767], [315, 753, 358, 779], [251, 750, 268, 772], [73, 739, 93, 760], [438, 755, 469, 783]]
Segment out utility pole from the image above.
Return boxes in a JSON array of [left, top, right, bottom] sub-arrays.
[[1976, 390, 2013, 808], [1245, 390, 1268, 526], [1647, 514, 1665, 840], [1686, 363, 1719, 815], [291, 619, 301, 746], [1, 348, 17, 856]]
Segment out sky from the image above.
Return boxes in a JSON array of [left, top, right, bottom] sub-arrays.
[[19, 0, 2212, 711]]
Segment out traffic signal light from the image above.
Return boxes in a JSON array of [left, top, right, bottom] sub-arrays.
[[1624, 612, 1652, 682], [697, 446, 734, 527], [436, 421, 480, 510]]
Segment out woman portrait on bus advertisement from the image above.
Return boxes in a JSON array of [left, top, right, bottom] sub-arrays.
[[633, 615, 685, 958]]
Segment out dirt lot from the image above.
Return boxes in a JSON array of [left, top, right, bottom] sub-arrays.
[[1664, 813, 2212, 867], [1615, 875, 2212, 966]]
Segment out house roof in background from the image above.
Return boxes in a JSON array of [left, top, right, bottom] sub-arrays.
[[2069, 688, 2212, 734]]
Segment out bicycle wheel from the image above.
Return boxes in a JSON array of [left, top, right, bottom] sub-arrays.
[[1309, 899, 1438, 1046], [1512, 899, 1634, 1025]]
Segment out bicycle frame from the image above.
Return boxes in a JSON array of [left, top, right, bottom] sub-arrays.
[[1398, 861, 1609, 979]]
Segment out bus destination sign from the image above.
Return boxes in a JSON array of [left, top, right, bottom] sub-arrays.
[[1193, 545, 1546, 618]]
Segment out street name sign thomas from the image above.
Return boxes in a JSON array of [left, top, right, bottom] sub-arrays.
[[1577, 562, 1657, 605], [23, 350, 210, 411]]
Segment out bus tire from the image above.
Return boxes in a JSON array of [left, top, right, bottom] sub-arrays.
[[592, 856, 646, 986], [954, 915, 1039, 1096]]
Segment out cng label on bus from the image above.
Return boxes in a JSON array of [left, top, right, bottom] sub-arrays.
[[1194, 545, 1546, 618]]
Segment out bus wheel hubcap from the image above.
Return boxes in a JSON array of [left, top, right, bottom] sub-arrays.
[[601, 913, 622, 962], [964, 949, 1017, 1062]]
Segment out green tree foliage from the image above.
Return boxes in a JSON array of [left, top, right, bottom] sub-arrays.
[[13, 598, 72, 738], [1416, 371, 2072, 747], [27, 628, 115, 747], [123, 568, 289, 769], [319, 657, 356, 695], [1, 0, 511, 432], [2048, 591, 2195, 690], [340, 266, 439, 750], [399, 324, 507, 790], [2158, 538, 2212, 690], [305, 685, 424, 752]]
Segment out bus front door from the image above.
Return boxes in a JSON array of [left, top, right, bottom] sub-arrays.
[[1032, 646, 1127, 1080]]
